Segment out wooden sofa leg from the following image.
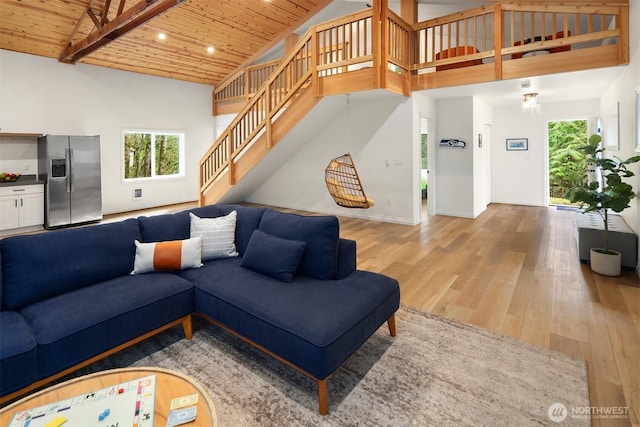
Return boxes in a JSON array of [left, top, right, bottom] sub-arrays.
[[182, 315, 193, 339], [387, 314, 397, 337], [318, 379, 328, 415]]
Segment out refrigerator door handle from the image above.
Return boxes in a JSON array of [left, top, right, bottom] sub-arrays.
[[67, 148, 74, 192]]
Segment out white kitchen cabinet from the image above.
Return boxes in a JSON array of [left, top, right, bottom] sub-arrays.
[[0, 184, 44, 231]]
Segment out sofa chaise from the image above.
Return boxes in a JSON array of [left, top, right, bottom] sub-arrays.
[[0, 204, 400, 414]]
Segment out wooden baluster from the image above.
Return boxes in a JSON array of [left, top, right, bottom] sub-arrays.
[[483, 13, 487, 52], [493, 3, 502, 80]]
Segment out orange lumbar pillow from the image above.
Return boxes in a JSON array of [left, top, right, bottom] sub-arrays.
[[131, 236, 203, 274]]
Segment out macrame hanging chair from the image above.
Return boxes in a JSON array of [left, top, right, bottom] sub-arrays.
[[325, 153, 375, 208]]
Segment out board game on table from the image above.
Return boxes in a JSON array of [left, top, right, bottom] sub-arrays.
[[0, 368, 217, 427], [7, 375, 156, 427]]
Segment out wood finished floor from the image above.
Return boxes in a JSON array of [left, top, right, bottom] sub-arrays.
[[108, 201, 640, 427]]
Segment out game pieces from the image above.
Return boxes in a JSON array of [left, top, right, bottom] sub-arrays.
[[98, 408, 110, 421], [44, 415, 67, 427], [167, 394, 199, 426]]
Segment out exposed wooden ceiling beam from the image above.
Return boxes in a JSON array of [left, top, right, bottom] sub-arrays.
[[100, 0, 114, 27], [60, 0, 184, 64]]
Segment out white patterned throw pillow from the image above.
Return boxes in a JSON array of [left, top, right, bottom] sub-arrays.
[[189, 211, 239, 260]]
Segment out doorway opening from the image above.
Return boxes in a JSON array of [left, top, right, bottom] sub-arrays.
[[420, 116, 429, 215], [548, 119, 587, 206]]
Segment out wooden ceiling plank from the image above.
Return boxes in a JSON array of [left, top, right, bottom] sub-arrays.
[[83, 52, 223, 83], [190, 0, 307, 31], [98, 36, 250, 69], [175, 7, 287, 36], [223, 0, 332, 81]]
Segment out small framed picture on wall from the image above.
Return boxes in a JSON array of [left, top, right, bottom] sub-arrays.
[[506, 138, 528, 151]]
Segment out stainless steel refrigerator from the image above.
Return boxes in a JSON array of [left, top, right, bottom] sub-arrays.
[[38, 135, 102, 229]]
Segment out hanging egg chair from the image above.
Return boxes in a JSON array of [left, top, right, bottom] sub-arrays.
[[325, 153, 375, 209]]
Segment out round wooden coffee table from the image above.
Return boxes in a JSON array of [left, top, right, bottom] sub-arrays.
[[0, 367, 217, 426]]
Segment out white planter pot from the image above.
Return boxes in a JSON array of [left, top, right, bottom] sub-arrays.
[[589, 248, 621, 276]]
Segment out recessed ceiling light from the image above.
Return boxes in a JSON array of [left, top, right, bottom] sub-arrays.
[[207, 46, 215, 54], [158, 33, 166, 40]]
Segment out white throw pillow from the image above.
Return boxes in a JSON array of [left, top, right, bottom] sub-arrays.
[[190, 211, 239, 260], [131, 236, 203, 275]]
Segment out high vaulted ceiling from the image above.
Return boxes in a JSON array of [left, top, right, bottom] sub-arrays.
[[0, 0, 331, 86]]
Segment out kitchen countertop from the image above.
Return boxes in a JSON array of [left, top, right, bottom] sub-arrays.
[[0, 174, 42, 187]]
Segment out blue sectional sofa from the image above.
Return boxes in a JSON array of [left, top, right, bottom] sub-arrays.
[[0, 204, 400, 414]]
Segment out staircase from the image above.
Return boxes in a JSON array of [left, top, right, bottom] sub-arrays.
[[200, 2, 629, 206]]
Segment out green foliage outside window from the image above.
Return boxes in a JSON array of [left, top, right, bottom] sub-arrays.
[[548, 120, 587, 199], [421, 133, 428, 169], [125, 133, 152, 179], [155, 134, 180, 176], [124, 131, 183, 179]]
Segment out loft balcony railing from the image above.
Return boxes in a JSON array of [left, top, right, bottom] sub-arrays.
[[201, 2, 628, 204], [411, 3, 627, 88]]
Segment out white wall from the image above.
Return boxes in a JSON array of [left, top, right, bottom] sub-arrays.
[[599, 0, 640, 242], [247, 92, 420, 225], [491, 99, 601, 207], [434, 97, 475, 217], [0, 135, 38, 173], [431, 96, 491, 218], [0, 50, 214, 215]]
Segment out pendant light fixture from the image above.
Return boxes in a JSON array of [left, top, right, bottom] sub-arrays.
[[522, 92, 540, 114], [520, 80, 541, 114]]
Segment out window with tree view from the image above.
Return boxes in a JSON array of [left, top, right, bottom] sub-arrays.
[[124, 131, 184, 179]]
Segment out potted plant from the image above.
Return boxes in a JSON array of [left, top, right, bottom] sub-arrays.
[[566, 134, 640, 275]]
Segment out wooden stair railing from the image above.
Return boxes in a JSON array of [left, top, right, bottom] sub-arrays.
[[199, 28, 316, 205], [201, 2, 629, 205], [200, 10, 378, 205]]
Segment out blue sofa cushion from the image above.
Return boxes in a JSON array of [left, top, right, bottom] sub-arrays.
[[20, 273, 193, 378], [336, 239, 357, 279], [0, 250, 3, 309], [1, 219, 141, 311], [0, 311, 38, 395], [241, 230, 306, 283], [180, 258, 400, 379], [259, 209, 340, 280], [218, 204, 266, 255], [139, 205, 222, 243], [139, 211, 191, 242]]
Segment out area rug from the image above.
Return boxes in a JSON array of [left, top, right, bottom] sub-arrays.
[[72, 306, 589, 426]]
